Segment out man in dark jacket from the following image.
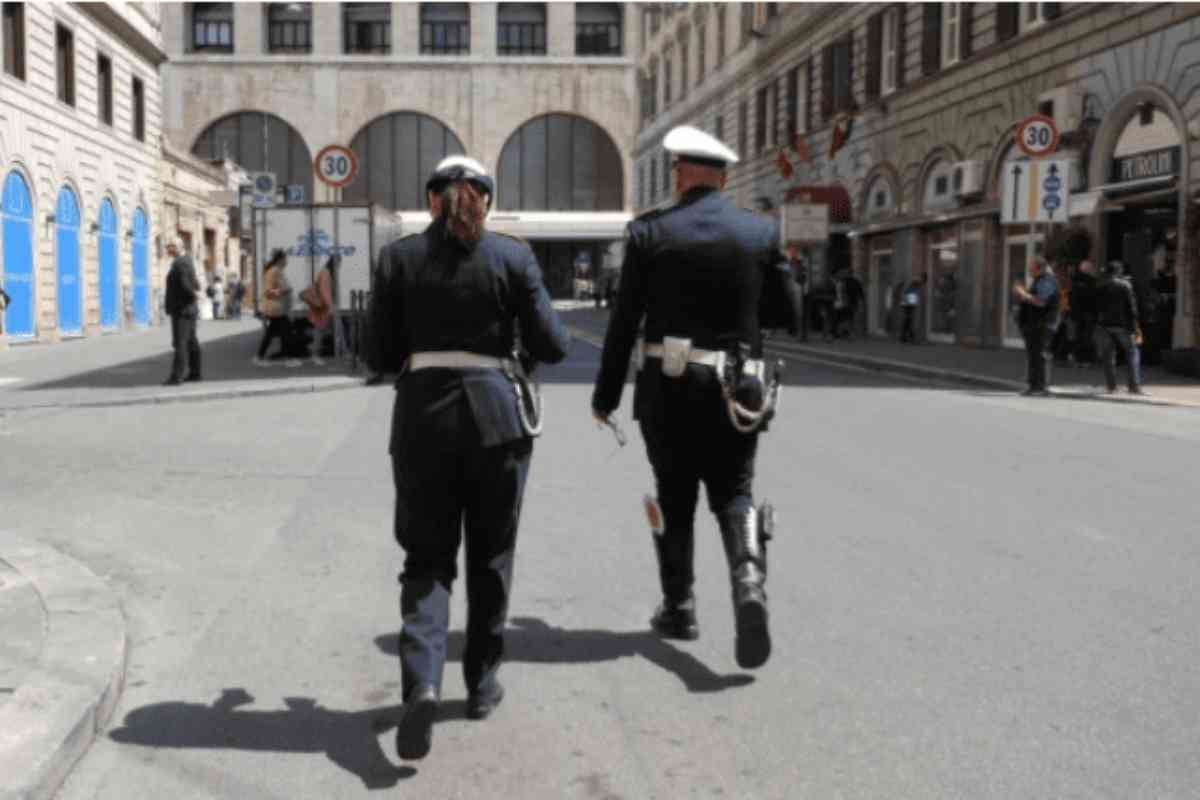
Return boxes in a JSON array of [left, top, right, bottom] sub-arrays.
[[1069, 260, 1098, 365], [1013, 258, 1060, 396], [162, 240, 201, 385], [1095, 260, 1144, 394], [592, 125, 799, 673], [366, 156, 569, 761]]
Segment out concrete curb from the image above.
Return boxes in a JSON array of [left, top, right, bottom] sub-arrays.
[[564, 324, 1200, 410], [0, 534, 127, 800], [0, 376, 365, 414]]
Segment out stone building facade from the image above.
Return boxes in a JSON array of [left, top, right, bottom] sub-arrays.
[[636, 3, 1200, 355], [159, 2, 638, 297], [1, 1, 166, 344]]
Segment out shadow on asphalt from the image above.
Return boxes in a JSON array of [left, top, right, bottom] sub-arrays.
[[20, 326, 360, 392], [374, 616, 755, 694], [107, 688, 416, 789]]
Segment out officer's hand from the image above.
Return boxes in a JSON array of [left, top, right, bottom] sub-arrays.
[[592, 409, 609, 425]]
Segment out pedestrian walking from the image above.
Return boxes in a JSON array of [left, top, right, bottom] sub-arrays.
[[899, 275, 924, 343], [254, 249, 300, 367], [366, 156, 569, 761], [302, 254, 339, 366], [1012, 257, 1061, 397], [209, 275, 224, 320], [162, 241, 202, 385], [1095, 260, 1144, 395], [592, 125, 799, 674]]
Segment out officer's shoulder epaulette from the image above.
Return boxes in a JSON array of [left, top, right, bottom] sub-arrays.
[[633, 206, 670, 224]]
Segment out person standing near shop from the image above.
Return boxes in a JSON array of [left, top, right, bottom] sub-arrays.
[[1070, 260, 1099, 365], [162, 240, 202, 385], [366, 156, 569, 761], [1095, 260, 1144, 395], [1012, 257, 1061, 397], [899, 275, 925, 344], [592, 125, 798, 673], [254, 249, 300, 367]]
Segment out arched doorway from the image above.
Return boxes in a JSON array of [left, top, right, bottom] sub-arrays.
[[1, 170, 35, 338], [132, 208, 149, 325], [98, 197, 119, 330], [192, 111, 313, 200], [56, 186, 82, 335], [496, 113, 624, 297], [343, 112, 465, 210]]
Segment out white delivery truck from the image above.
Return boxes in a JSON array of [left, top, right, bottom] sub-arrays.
[[250, 202, 404, 314]]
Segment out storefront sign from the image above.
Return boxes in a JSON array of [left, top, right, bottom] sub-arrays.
[[781, 202, 829, 244], [1111, 146, 1179, 183]]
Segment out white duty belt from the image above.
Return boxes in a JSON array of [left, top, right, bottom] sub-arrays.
[[641, 342, 765, 377], [407, 351, 515, 371]]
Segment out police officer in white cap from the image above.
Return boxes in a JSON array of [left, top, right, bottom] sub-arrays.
[[592, 125, 798, 670], [366, 154, 569, 760]]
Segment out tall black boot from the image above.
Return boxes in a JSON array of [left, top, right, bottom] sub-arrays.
[[718, 506, 770, 669]]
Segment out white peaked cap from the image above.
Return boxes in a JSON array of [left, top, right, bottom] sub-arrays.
[[663, 125, 740, 167], [433, 155, 490, 177]]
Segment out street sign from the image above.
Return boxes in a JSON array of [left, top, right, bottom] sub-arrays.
[[285, 184, 305, 204], [781, 202, 829, 244], [1015, 114, 1059, 158], [1001, 159, 1072, 224], [314, 144, 359, 188], [250, 172, 277, 208]]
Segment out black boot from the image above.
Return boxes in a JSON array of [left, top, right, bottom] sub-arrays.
[[649, 521, 698, 640], [718, 506, 771, 669], [650, 594, 699, 640]]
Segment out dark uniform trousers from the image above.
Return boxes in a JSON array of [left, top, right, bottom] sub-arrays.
[[638, 365, 757, 603], [1021, 322, 1054, 391], [392, 406, 531, 697]]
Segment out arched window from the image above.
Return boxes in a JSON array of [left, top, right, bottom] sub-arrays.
[[192, 111, 313, 199], [497, 114, 623, 211], [342, 112, 465, 211]]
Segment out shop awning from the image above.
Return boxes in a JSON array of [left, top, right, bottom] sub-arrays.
[[784, 185, 853, 224]]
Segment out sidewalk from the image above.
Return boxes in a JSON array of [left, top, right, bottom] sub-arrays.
[[560, 308, 1200, 409], [0, 318, 363, 412], [0, 534, 127, 800]]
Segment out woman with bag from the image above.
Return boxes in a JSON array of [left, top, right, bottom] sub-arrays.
[[302, 255, 340, 366], [254, 249, 301, 367]]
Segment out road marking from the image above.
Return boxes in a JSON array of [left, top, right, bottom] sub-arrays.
[[0, 377, 22, 386]]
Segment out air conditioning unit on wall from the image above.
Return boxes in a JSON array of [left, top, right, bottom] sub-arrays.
[[952, 160, 985, 197], [1038, 86, 1085, 134]]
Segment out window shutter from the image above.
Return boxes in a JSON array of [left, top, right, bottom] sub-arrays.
[[996, 3, 1018, 42], [821, 45, 834, 121], [805, 57, 813, 131], [921, 3, 941, 76], [960, 4, 972, 60], [866, 13, 882, 101], [895, 4, 906, 88], [1043, 3, 1062, 21]]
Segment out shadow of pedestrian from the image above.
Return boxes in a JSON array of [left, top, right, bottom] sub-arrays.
[[107, 688, 416, 789], [375, 616, 754, 694]]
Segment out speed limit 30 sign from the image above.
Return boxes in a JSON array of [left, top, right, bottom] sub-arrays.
[[314, 144, 359, 188], [1015, 114, 1059, 158]]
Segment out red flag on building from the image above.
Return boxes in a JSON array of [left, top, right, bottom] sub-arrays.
[[793, 132, 811, 163], [829, 112, 856, 158], [776, 148, 793, 179]]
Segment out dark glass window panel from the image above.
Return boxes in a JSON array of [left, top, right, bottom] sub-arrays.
[[97, 54, 113, 125], [192, 3, 233, 51], [498, 3, 546, 54], [421, 3, 469, 53], [344, 3, 391, 53], [548, 115, 574, 210], [191, 111, 313, 200], [497, 114, 622, 211], [342, 112, 465, 210], [3, 3, 26, 80], [56, 24, 74, 106], [132, 77, 145, 141], [576, 4, 621, 56], [521, 117, 549, 209]]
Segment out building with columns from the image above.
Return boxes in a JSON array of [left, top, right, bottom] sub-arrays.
[[636, 3, 1200, 357], [160, 2, 638, 297]]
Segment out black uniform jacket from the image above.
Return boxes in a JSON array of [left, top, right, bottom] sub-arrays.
[[592, 186, 799, 419], [367, 220, 570, 452], [163, 256, 199, 317]]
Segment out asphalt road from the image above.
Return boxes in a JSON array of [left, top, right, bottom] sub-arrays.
[[2, 337, 1197, 799]]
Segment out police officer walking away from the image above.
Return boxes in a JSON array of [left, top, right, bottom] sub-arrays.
[[1095, 260, 1145, 395], [592, 126, 798, 671], [162, 240, 202, 385], [366, 156, 569, 761], [1013, 258, 1061, 397]]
